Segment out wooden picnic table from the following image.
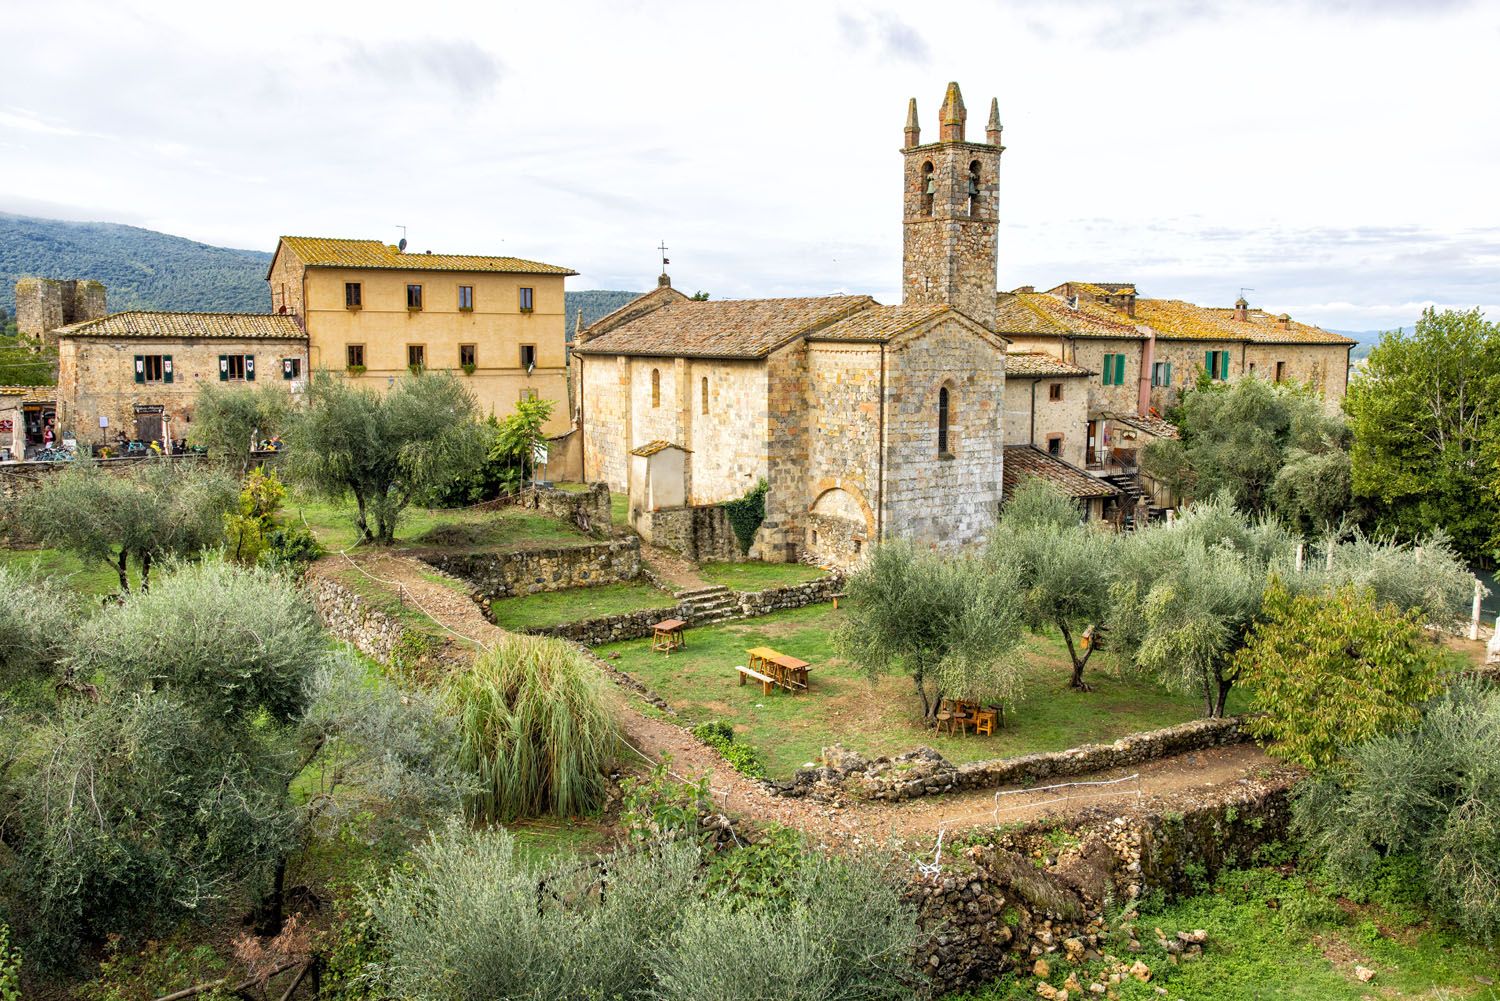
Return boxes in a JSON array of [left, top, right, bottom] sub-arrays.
[[651, 618, 687, 654], [941, 698, 1003, 736], [745, 646, 812, 694]]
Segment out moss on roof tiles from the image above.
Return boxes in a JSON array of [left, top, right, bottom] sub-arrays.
[[1002, 445, 1118, 500], [1005, 351, 1092, 378], [572, 295, 878, 359], [1134, 299, 1355, 345], [278, 236, 577, 276], [53, 311, 306, 341]]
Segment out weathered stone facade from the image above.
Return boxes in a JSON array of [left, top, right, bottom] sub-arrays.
[[1003, 373, 1090, 468], [520, 482, 612, 538], [15, 277, 106, 347], [422, 537, 640, 600], [637, 504, 743, 563]]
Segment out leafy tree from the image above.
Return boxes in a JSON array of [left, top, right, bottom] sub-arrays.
[[1301, 530, 1477, 630], [190, 382, 290, 471], [1292, 680, 1500, 938], [838, 540, 1025, 722], [21, 459, 236, 591], [1270, 446, 1356, 535], [990, 479, 1114, 690], [1238, 579, 1446, 770], [492, 396, 556, 490], [0, 566, 78, 691], [285, 371, 487, 544], [223, 466, 287, 564], [1346, 307, 1500, 560], [1109, 496, 1295, 717], [1143, 376, 1350, 522]]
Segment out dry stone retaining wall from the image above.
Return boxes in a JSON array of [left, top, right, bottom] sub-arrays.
[[521, 483, 612, 538], [306, 571, 460, 677], [425, 538, 641, 601], [774, 716, 1249, 801]]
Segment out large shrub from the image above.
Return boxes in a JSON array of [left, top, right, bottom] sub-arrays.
[[0, 564, 78, 689], [449, 634, 620, 822], [1293, 681, 1500, 938]]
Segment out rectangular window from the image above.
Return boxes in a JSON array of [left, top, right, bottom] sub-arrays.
[[135, 354, 165, 383], [458, 285, 474, 311], [1151, 360, 1174, 387], [407, 344, 426, 370], [1275, 360, 1286, 383], [460, 343, 477, 368], [221, 354, 247, 381], [1115, 353, 1126, 386], [519, 287, 534, 312], [406, 284, 423, 310], [1101, 354, 1115, 386], [1206, 349, 1232, 381], [345, 282, 362, 308], [520, 344, 537, 370], [282, 357, 302, 379], [1048, 382, 1063, 401], [346, 344, 365, 369], [520, 387, 538, 402], [1047, 436, 1062, 456]]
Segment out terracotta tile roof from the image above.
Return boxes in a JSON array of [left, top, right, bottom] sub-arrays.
[[1132, 299, 1355, 345], [1052, 281, 1138, 297], [276, 236, 577, 276], [1003, 445, 1119, 500], [1100, 411, 1180, 440], [807, 303, 952, 343], [578, 285, 690, 344], [572, 295, 877, 360], [0, 385, 54, 396], [53, 311, 306, 341], [630, 440, 690, 457], [1005, 351, 1092, 378], [995, 292, 1146, 340]]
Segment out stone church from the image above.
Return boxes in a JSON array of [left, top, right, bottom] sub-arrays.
[[573, 83, 1010, 565]]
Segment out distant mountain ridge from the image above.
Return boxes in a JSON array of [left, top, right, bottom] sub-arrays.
[[1331, 327, 1414, 360], [0, 212, 272, 315]]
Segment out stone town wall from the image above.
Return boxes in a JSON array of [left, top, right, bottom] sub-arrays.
[[581, 355, 631, 490], [881, 317, 1006, 550], [519, 482, 612, 537], [15, 277, 107, 347], [424, 538, 640, 600], [0, 452, 216, 499], [1243, 342, 1351, 411], [265, 245, 306, 321], [1004, 377, 1090, 469], [772, 716, 1249, 802], [529, 574, 844, 646], [907, 775, 1295, 993]]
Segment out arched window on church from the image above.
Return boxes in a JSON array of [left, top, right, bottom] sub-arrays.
[[921, 161, 935, 216], [937, 385, 951, 456], [651, 368, 660, 408], [967, 161, 982, 218], [701, 376, 709, 415]]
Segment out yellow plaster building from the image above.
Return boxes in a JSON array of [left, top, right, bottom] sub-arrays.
[[266, 237, 576, 433]]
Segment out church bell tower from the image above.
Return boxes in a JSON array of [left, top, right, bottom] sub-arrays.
[[901, 82, 1003, 330]]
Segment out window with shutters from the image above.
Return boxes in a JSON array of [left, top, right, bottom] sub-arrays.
[[520, 344, 537, 371], [224, 355, 247, 381], [1101, 354, 1115, 385], [141, 355, 164, 383], [1151, 360, 1173, 387], [283, 358, 302, 379], [1102, 353, 1126, 386], [346, 344, 365, 369]]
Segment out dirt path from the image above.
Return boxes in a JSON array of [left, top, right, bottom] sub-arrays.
[[318, 551, 1285, 847], [637, 540, 712, 592]]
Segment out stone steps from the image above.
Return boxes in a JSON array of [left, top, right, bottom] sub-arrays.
[[676, 584, 742, 624]]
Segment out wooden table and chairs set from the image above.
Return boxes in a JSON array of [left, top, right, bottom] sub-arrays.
[[934, 698, 1004, 737], [736, 646, 812, 695]]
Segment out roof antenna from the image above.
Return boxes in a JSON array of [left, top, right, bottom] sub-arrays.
[[396, 225, 408, 253], [1239, 287, 1255, 300]]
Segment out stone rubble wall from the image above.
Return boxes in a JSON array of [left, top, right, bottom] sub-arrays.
[[774, 715, 1249, 802], [527, 573, 845, 646], [425, 537, 641, 601], [640, 504, 744, 563], [907, 774, 1295, 994], [519, 482, 612, 538]]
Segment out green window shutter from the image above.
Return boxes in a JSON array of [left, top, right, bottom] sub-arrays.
[[134, 355, 145, 384], [1222, 350, 1232, 379], [219, 355, 229, 381], [1115, 354, 1126, 386], [163, 355, 174, 384], [245, 355, 256, 381], [1165, 362, 1173, 386], [1205, 350, 1215, 379]]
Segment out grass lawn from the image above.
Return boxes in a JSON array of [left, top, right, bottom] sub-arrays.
[[289, 493, 590, 553], [596, 603, 1218, 778], [698, 561, 827, 591], [0, 545, 128, 598], [951, 863, 1500, 1001], [488, 580, 677, 630]]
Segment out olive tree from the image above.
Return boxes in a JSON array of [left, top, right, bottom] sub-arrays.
[[191, 381, 291, 472], [285, 371, 488, 544], [838, 540, 1025, 723], [21, 459, 236, 592], [990, 479, 1115, 690]]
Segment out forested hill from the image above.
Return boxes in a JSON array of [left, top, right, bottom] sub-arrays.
[[564, 290, 643, 334], [0, 213, 272, 315]]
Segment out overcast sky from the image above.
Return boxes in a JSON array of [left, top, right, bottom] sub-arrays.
[[4, 0, 1498, 330]]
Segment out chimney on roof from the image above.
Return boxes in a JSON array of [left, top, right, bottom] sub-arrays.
[[574, 307, 585, 341], [938, 82, 966, 142], [1014, 285, 1035, 294], [1277, 312, 1291, 330], [1234, 296, 1249, 322], [904, 98, 920, 148], [986, 97, 1003, 146], [1123, 292, 1136, 318]]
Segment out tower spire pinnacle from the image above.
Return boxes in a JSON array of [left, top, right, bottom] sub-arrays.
[[986, 97, 1002, 146], [938, 81, 967, 142], [904, 97, 920, 148]]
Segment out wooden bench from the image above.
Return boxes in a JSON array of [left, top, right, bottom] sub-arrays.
[[736, 665, 775, 695], [831, 592, 847, 610]]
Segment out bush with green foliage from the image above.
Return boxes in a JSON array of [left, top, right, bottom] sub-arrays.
[[449, 634, 619, 822], [365, 819, 925, 1001], [1300, 530, 1476, 630], [721, 479, 769, 554], [1293, 680, 1500, 939], [259, 524, 323, 573], [1346, 307, 1500, 560], [1238, 579, 1445, 770], [422, 397, 558, 506], [285, 370, 487, 544], [0, 924, 20, 1001], [0, 565, 78, 690], [839, 539, 1025, 722], [223, 466, 286, 565], [620, 759, 714, 843], [691, 720, 767, 778], [191, 382, 291, 470]]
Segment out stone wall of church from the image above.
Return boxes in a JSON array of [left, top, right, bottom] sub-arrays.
[[1004, 378, 1089, 468], [882, 319, 1006, 549], [686, 359, 768, 505], [760, 343, 812, 562], [802, 343, 883, 562], [580, 354, 631, 490]]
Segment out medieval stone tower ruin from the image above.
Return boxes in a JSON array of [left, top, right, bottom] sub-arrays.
[[901, 82, 1003, 331], [15, 277, 107, 348]]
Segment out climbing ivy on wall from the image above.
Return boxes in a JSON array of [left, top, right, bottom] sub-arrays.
[[720, 479, 769, 554]]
